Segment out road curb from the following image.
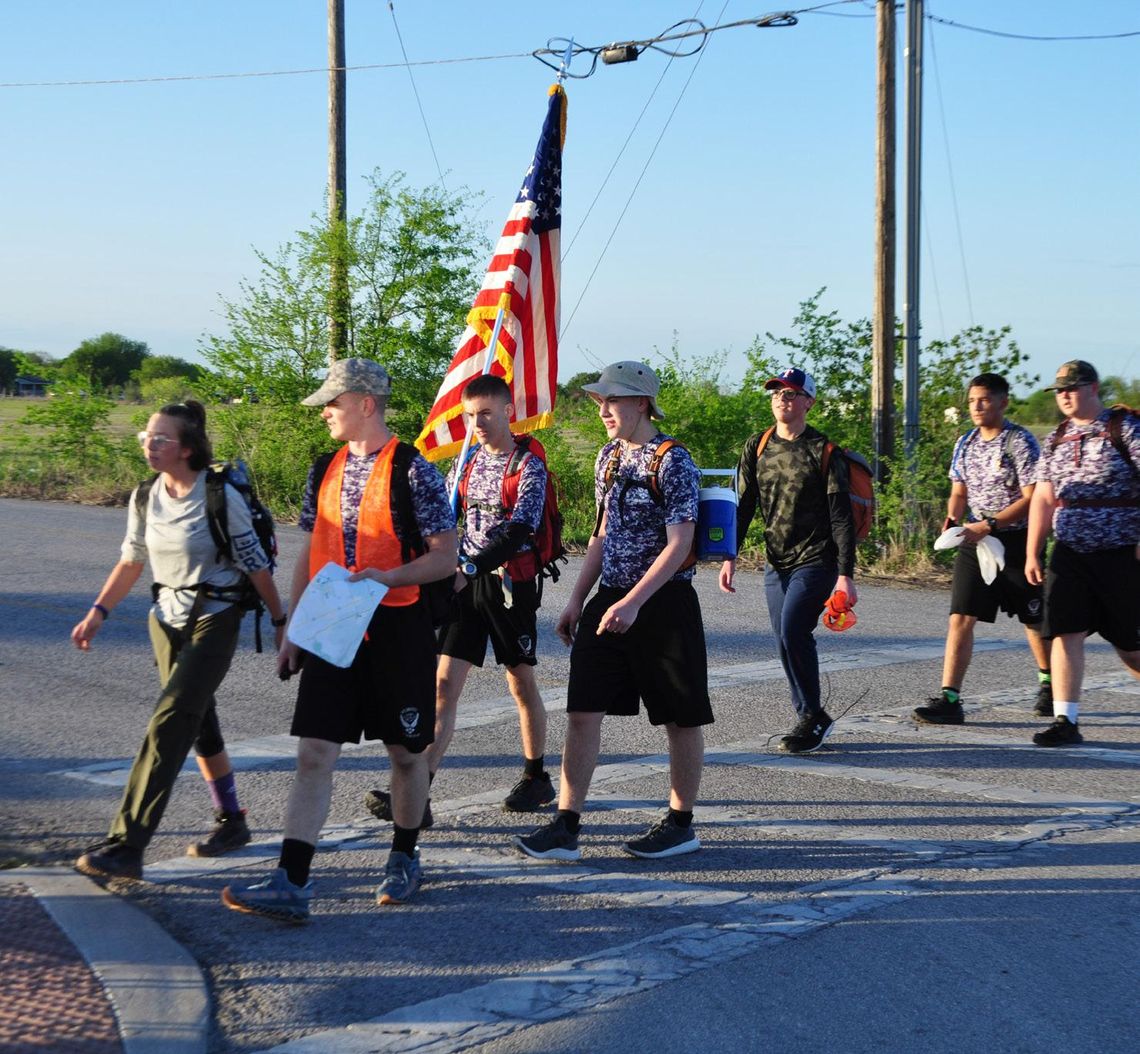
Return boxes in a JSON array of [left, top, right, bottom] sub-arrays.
[[0, 867, 209, 1054]]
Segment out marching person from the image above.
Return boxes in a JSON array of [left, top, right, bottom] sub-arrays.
[[720, 367, 856, 753], [363, 373, 553, 824], [1025, 360, 1140, 746], [914, 373, 1052, 725], [515, 360, 712, 861], [73, 400, 286, 882], [222, 358, 456, 920]]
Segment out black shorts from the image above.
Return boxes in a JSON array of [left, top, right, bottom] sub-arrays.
[[1042, 541, 1140, 650], [949, 528, 1044, 625], [567, 580, 713, 728], [438, 572, 539, 669], [291, 601, 436, 751]]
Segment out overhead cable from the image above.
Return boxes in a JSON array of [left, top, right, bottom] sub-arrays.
[[388, 1, 447, 191]]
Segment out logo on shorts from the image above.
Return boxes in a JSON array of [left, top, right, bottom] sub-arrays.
[[399, 708, 420, 736], [518, 634, 534, 657], [1028, 598, 1042, 616]]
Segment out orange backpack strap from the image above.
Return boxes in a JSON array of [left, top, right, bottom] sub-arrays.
[[754, 426, 776, 462], [594, 442, 624, 537], [646, 438, 680, 503], [820, 440, 835, 481]]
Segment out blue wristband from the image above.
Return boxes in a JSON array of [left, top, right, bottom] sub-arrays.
[[92, 603, 110, 619]]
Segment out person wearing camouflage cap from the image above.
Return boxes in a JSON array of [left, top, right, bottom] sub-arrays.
[[223, 358, 457, 919], [1025, 360, 1140, 747]]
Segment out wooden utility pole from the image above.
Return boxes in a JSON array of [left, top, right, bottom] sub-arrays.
[[903, 0, 924, 463], [327, 0, 348, 365], [872, 0, 896, 486]]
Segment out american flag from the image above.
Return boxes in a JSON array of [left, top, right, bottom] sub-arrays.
[[415, 84, 565, 461]]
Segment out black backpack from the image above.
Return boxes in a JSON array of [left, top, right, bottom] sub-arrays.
[[136, 460, 278, 650], [310, 442, 454, 629]]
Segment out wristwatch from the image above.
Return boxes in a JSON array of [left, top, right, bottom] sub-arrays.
[[460, 560, 479, 578], [985, 517, 999, 534]]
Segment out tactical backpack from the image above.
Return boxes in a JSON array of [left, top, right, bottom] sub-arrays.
[[596, 437, 699, 571], [754, 427, 876, 543], [458, 434, 568, 592], [136, 460, 278, 650], [1049, 404, 1138, 473]]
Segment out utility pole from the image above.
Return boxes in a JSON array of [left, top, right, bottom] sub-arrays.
[[902, 0, 923, 464], [872, 0, 896, 486], [327, 0, 348, 365]]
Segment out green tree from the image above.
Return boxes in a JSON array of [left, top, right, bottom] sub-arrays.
[[138, 355, 201, 383], [0, 348, 18, 390], [18, 382, 117, 464], [61, 333, 150, 390], [201, 170, 485, 427]]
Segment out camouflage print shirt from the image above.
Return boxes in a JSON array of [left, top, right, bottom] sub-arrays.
[[1035, 408, 1140, 552], [948, 420, 1040, 528], [445, 444, 547, 562], [595, 434, 700, 590], [299, 446, 454, 567], [735, 425, 855, 576]]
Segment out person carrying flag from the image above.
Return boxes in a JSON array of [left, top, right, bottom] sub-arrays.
[[364, 372, 555, 824]]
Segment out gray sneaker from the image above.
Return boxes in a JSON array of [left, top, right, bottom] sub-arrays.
[[375, 849, 423, 905], [222, 868, 312, 923], [624, 813, 700, 859]]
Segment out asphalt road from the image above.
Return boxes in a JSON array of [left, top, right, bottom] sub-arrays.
[[1, 497, 1137, 1054]]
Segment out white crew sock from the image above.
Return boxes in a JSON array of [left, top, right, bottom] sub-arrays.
[[1053, 700, 1079, 722]]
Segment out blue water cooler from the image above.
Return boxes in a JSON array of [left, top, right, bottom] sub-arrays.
[[696, 468, 738, 561]]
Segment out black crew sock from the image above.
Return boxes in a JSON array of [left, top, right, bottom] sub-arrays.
[[278, 838, 316, 887], [392, 824, 419, 857], [557, 809, 581, 835], [523, 756, 545, 779], [668, 808, 694, 829]]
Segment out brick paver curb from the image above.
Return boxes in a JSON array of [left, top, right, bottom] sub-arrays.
[[0, 868, 208, 1054]]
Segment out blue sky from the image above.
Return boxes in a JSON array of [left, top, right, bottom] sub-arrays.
[[3, 1, 1137, 394]]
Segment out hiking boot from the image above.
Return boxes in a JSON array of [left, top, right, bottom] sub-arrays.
[[1032, 716, 1083, 747], [1033, 683, 1054, 717], [375, 849, 423, 905], [514, 815, 580, 861], [188, 810, 251, 858], [222, 868, 312, 923], [913, 696, 965, 725], [778, 710, 834, 754], [502, 772, 556, 813], [624, 813, 700, 859], [75, 839, 143, 882], [363, 788, 433, 829]]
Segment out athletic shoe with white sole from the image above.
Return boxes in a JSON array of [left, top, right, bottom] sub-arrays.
[[624, 813, 700, 859], [514, 814, 580, 861]]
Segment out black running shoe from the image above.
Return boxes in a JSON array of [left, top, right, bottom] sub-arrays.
[[514, 815, 580, 861], [624, 813, 700, 859], [1032, 715, 1083, 747], [363, 789, 433, 829], [913, 696, 965, 725], [76, 839, 143, 881], [188, 810, 251, 858], [502, 772, 556, 813], [779, 710, 834, 754], [1033, 683, 1054, 717]]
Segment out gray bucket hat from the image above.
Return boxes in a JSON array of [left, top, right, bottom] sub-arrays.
[[581, 360, 664, 420], [301, 357, 391, 406]]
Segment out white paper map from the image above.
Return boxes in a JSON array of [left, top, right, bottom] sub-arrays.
[[286, 561, 387, 668]]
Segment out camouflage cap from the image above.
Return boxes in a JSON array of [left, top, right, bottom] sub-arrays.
[[1045, 359, 1098, 391], [301, 357, 391, 406], [581, 360, 665, 420]]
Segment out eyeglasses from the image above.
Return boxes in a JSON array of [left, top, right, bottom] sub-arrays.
[[1053, 384, 1088, 395], [770, 389, 804, 402], [137, 431, 176, 447]]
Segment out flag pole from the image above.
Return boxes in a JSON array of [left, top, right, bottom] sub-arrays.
[[447, 303, 508, 512]]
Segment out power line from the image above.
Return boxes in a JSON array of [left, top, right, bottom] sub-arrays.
[[562, 0, 734, 339], [0, 52, 533, 90], [925, 12, 1140, 42], [387, 1, 447, 191]]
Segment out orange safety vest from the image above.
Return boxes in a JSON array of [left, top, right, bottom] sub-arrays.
[[309, 437, 419, 607]]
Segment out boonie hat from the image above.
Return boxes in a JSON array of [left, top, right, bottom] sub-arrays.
[[1045, 359, 1098, 391], [581, 360, 665, 420], [301, 357, 391, 406], [764, 366, 817, 400]]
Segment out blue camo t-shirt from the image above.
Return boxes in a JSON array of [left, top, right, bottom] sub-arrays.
[[594, 434, 700, 590], [445, 445, 547, 562], [948, 421, 1040, 529], [299, 446, 454, 567], [1035, 409, 1140, 552]]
